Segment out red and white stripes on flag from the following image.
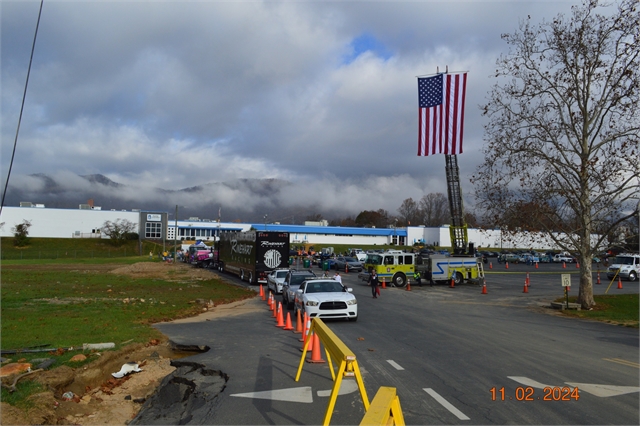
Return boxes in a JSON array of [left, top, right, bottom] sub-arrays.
[[417, 73, 467, 156]]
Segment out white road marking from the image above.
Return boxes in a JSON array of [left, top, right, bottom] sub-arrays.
[[509, 376, 640, 398], [317, 379, 359, 397], [565, 383, 640, 398], [507, 376, 553, 389], [423, 388, 470, 420], [230, 386, 313, 403], [386, 360, 404, 370]]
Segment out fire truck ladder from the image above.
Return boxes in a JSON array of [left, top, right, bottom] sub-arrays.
[[445, 154, 468, 255]]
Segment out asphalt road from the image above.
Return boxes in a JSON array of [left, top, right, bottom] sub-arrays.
[[149, 261, 639, 425]]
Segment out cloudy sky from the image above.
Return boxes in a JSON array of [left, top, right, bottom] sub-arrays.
[[1, 0, 581, 219]]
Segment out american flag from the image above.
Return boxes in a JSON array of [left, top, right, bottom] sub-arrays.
[[417, 73, 467, 156]]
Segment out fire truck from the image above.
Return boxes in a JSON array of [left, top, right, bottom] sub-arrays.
[[359, 155, 483, 287]]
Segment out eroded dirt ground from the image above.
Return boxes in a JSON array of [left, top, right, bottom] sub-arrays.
[[1, 261, 248, 425]]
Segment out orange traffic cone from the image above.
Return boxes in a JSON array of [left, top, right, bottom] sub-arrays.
[[489, 262, 493, 269], [450, 277, 455, 288], [275, 303, 285, 327], [272, 299, 278, 318], [382, 277, 386, 289], [269, 294, 274, 311], [576, 262, 580, 268], [535, 262, 538, 269], [299, 313, 309, 342], [525, 272, 530, 286], [596, 271, 601, 284], [406, 279, 411, 291], [345, 263, 349, 273], [301, 325, 314, 352], [563, 261, 566, 268], [306, 333, 326, 363], [294, 309, 303, 333], [283, 312, 294, 330], [523, 280, 528, 293], [505, 262, 509, 269], [260, 284, 265, 300], [617, 277, 623, 289], [481, 282, 488, 294]]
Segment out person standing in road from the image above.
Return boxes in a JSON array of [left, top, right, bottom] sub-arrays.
[[333, 271, 342, 284], [369, 271, 379, 298]]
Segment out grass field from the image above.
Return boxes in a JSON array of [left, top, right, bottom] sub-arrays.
[[559, 294, 639, 327], [0, 259, 254, 360], [0, 237, 166, 260]]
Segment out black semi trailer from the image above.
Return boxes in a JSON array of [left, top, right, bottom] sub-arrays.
[[217, 231, 289, 284]]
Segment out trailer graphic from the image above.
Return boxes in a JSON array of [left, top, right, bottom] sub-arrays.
[[217, 231, 289, 284]]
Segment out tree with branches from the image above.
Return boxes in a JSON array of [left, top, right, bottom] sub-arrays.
[[12, 220, 32, 247], [101, 219, 138, 247], [418, 193, 449, 226], [398, 198, 421, 226], [474, 0, 639, 308]]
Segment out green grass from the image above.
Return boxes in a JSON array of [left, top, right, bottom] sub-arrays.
[[0, 256, 257, 405], [557, 294, 639, 327], [0, 380, 47, 409], [1, 265, 254, 351], [0, 237, 166, 260]]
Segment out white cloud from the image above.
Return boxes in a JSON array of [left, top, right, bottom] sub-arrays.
[[1, 0, 582, 217]]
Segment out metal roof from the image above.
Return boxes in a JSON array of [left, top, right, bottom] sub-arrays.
[[249, 223, 406, 237]]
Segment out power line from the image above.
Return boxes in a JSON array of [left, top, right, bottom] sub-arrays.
[[0, 0, 44, 216]]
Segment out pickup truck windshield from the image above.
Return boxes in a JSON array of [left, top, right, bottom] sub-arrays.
[[367, 255, 383, 265]]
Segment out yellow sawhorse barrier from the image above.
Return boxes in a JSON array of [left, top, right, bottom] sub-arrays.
[[295, 318, 370, 426], [360, 386, 405, 426]]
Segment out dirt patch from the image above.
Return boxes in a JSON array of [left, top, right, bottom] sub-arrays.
[[1, 262, 247, 425], [108, 261, 221, 281]]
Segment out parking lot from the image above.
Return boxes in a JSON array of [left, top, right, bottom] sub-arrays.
[[149, 260, 639, 425]]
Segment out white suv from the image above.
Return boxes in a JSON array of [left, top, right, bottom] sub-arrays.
[[606, 253, 639, 281], [294, 278, 358, 321]]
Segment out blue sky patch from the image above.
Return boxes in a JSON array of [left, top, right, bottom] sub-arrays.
[[342, 33, 392, 64]]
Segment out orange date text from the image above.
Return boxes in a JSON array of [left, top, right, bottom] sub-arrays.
[[490, 386, 580, 401]]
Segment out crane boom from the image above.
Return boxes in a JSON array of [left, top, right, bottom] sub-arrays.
[[445, 154, 468, 255]]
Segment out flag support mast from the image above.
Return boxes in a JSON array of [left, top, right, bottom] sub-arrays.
[[417, 65, 470, 255]]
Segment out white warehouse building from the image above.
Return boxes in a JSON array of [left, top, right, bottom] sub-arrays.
[[0, 204, 580, 250]]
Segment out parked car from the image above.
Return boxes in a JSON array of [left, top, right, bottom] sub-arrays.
[[518, 253, 540, 264], [498, 253, 520, 263], [294, 278, 358, 321], [282, 270, 317, 309], [553, 254, 574, 263], [333, 256, 363, 272], [266, 268, 289, 294]]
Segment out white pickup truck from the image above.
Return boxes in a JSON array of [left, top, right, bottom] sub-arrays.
[[606, 253, 639, 281], [553, 253, 574, 263], [350, 249, 367, 262]]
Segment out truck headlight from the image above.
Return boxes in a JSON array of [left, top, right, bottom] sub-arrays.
[[306, 301, 318, 306], [347, 299, 357, 305]]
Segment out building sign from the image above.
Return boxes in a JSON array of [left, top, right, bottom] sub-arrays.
[[147, 214, 162, 222]]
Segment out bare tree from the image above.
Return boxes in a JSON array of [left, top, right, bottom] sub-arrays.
[[474, 0, 639, 308], [398, 198, 421, 226], [101, 219, 138, 246], [418, 193, 449, 226]]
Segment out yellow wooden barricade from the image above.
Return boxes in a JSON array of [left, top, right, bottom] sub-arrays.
[[295, 318, 370, 425], [360, 386, 405, 426]]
